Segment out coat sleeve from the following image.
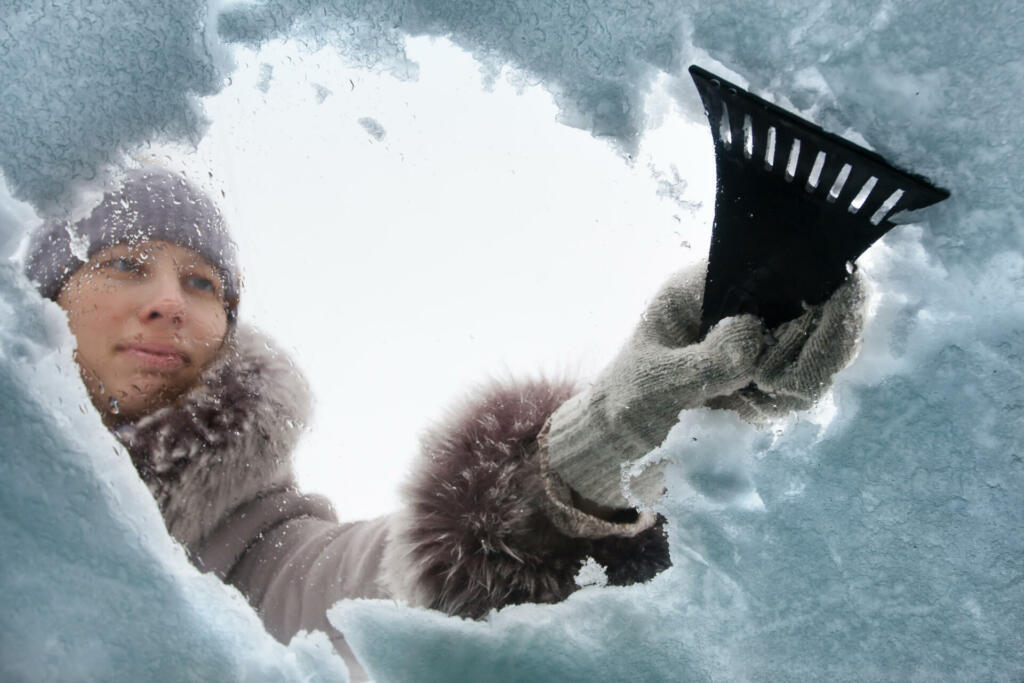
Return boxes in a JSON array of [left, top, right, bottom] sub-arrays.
[[377, 377, 671, 619], [194, 488, 391, 678], [196, 379, 670, 656]]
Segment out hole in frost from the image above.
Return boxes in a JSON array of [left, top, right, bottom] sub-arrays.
[[743, 115, 753, 159], [785, 139, 801, 182], [765, 127, 777, 169], [848, 176, 877, 213], [719, 102, 732, 148], [806, 151, 826, 191], [869, 188, 905, 225], [828, 164, 852, 203]]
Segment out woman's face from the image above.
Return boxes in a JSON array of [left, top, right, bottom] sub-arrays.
[[57, 240, 229, 421]]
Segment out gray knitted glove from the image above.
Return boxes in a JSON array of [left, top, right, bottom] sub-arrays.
[[706, 274, 866, 422], [541, 265, 767, 510], [542, 264, 865, 510]]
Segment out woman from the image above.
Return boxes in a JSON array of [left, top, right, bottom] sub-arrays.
[[25, 168, 862, 677]]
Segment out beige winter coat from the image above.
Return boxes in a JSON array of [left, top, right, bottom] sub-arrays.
[[117, 326, 670, 678]]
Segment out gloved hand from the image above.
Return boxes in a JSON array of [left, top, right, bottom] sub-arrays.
[[541, 263, 864, 510], [707, 274, 865, 422]]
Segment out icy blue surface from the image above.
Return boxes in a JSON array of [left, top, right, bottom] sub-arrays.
[[0, 1, 228, 210], [2, 0, 1023, 682]]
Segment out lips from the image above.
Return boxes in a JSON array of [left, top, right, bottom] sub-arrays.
[[118, 342, 190, 370]]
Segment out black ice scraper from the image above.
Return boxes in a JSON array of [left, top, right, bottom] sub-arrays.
[[689, 65, 950, 336]]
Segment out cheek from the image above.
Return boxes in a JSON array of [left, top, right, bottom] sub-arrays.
[[59, 289, 128, 403], [61, 283, 142, 372], [64, 278, 133, 323], [64, 296, 120, 357], [189, 306, 229, 362]]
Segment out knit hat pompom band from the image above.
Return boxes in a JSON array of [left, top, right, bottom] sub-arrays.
[[25, 168, 240, 323]]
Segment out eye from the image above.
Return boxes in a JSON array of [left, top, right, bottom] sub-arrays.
[[101, 256, 142, 273], [185, 274, 218, 294]]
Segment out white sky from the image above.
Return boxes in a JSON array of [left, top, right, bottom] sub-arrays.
[[147, 36, 716, 520]]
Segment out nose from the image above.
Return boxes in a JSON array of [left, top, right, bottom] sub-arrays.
[[138, 272, 186, 326]]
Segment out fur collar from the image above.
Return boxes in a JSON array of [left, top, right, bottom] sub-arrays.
[[117, 325, 312, 552]]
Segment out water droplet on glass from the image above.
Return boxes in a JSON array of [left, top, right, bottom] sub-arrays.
[[109, 397, 120, 414]]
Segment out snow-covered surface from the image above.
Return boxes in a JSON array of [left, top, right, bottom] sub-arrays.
[[2, 1, 1022, 682]]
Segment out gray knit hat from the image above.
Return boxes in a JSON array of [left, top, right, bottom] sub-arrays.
[[25, 168, 240, 323]]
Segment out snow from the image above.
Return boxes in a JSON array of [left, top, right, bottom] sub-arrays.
[[2, 1, 1023, 682]]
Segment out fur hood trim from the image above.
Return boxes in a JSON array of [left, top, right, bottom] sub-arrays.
[[381, 377, 671, 619], [117, 325, 312, 552]]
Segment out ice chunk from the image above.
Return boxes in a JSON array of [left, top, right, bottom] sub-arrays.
[[574, 557, 609, 588], [357, 117, 387, 141], [312, 83, 333, 103], [64, 222, 90, 261], [257, 63, 275, 93]]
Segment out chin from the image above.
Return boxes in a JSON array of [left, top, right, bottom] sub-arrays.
[[108, 380, 186, 419]]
